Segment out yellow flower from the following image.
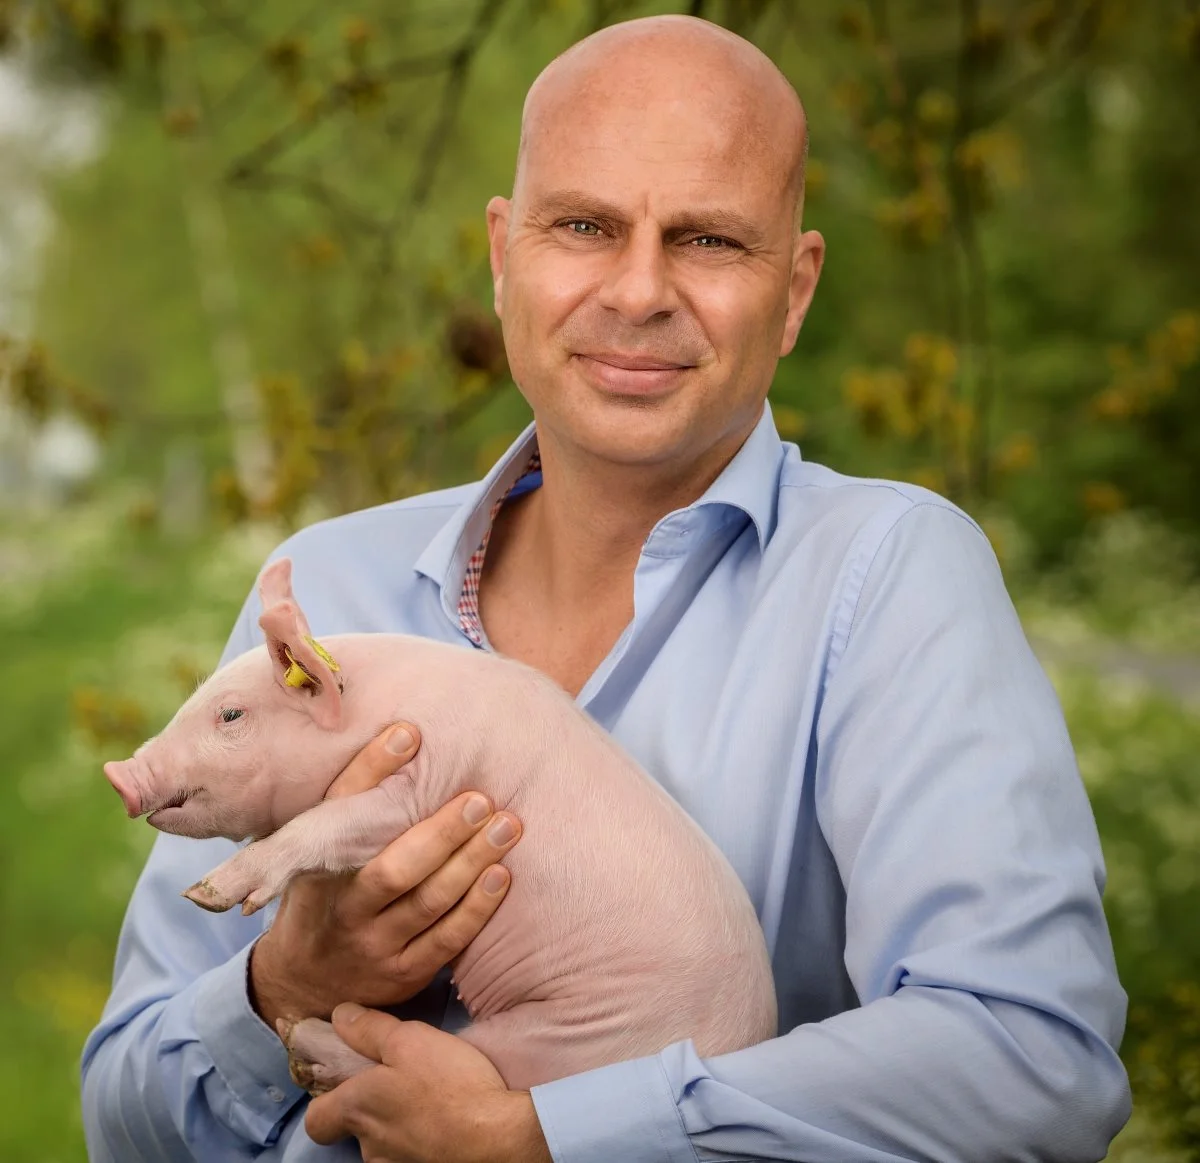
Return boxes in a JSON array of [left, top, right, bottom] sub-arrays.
[[994, 433, 1037, 475], [1082, 482, 1126, 516], [773, 406, 808, 441]]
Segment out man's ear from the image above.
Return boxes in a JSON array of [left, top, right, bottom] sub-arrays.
[[257, 558, 343, 731], [486, 195, 510, 318], [779, 229, 826, 357]]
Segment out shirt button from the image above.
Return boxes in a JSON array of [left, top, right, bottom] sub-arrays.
[[267, 1086, 286, 1103]]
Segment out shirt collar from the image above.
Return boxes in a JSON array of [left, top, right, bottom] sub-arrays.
[[414, 400, 789, 611], [413, 421, 542, 622], [683, 399, 786, 551]]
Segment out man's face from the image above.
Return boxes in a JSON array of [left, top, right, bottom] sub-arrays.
[[488, 69, 823, 472]]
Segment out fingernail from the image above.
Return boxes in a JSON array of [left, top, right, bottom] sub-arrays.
[[483, 866, 508, 893], [487, 816, 515, 845], [462, 794, 490, 825], [385, 727, 414, 756], [334, 1001, 365, 1025]]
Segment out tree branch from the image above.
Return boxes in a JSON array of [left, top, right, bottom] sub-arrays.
[[224, 51, 459, 184], [189, 0, 262, 51], [203, 0, 328, 130], [354, 0, 510, 339], [946, 0, 996, 500], [410, 0, 509, 207], [233, 169, 390, 237], [984, 0, 1104, 120]]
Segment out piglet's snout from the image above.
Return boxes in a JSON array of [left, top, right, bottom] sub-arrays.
[[104, 760, 143, 818]]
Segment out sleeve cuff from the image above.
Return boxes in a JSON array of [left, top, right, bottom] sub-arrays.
[[531, 1052, 698, 1163], [192, 938, 307, 1136]]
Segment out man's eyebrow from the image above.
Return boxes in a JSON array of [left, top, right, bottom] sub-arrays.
[[529, 191, 766, 244], [529, 191, 629, 223]]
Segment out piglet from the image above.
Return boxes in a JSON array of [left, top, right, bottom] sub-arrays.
[[103, 558, 777, 1092]]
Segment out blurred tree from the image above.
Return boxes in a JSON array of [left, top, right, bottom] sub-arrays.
[[9, 0, 1198, 563], [2, 0, 1200, 1150]]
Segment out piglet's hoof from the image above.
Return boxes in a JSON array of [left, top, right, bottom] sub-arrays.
[[278, 1018, 335, 1096], [281, 1016, 376, 1095], [182, 878, 234, 912], [287, 1052, 325, 1094], [240, 886, 278, 916]]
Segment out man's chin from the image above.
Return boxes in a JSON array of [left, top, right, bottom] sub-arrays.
[[544, 394, 699, 465], [571, 423, 693, 468]]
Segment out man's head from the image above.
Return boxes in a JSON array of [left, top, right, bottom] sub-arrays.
[[487, 15, 824, 477]]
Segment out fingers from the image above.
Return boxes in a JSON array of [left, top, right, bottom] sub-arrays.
[[304, 1012, 413, 1145], [306, 1075, 364, 1146], [325, 723, 421, 801], [330, 1003, 402, 1064], [346, 793, 521, 920], [304, 1089, 343, 1145], [389, 861, 512, 989]]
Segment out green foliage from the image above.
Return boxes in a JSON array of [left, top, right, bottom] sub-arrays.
[[0, 503, 278, 1162], [3, 0, 1200, 1156], [4, 0, 1195, 568], [1128, 983, 1200, 1154], [1019, 513, 1200, 653], [1054, 666, 1200, 1152]]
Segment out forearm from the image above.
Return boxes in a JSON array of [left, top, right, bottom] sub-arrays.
[[533, 985, 1129, 1163], [251, 933, 317, 1031], [81, 835, 305, 1161]]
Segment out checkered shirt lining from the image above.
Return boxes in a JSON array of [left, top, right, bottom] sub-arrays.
[[457, 450, 542, 646]]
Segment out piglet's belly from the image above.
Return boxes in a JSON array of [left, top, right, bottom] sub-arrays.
[[442, 768, 779, 1089]]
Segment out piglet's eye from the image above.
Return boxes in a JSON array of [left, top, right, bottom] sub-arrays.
[[219, 707, 245, 724]]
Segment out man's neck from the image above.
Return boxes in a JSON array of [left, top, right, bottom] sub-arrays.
[[518, 427, 741, 600], [478, 423, 745, 693]]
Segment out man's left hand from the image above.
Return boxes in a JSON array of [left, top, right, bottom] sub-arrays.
[[305, 1003, 554, 1163]]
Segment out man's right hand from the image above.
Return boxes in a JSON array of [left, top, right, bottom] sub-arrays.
[[248, 723, 522, 1033]]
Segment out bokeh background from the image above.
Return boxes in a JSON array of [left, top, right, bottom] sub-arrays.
[[1, 0, 1198, 1158]]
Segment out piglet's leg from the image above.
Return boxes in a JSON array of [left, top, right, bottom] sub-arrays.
[[184, 779, 416, 914], [278, 1017, 375, 1096]]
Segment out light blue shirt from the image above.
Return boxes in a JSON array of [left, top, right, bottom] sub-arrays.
[[81, 404, 1131, 1162]]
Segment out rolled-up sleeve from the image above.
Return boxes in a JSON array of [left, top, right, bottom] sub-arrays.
[[531, 501, 1130, 1162]]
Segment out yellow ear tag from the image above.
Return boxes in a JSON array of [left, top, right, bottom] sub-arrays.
[[282, 647, 317, 689], [304, 636, 341, 672]]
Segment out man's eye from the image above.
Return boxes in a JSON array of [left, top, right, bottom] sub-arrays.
[[693, 235, 731, 249], [564, 220, 601, 236], [220, 708, 244, 724]]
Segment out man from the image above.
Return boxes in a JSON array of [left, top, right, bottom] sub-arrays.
[[82, 15, 1131, 1163]]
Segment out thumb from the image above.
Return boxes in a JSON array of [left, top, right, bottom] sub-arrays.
[[325, 722, 422, 800], [331, 1002, 407, 1064]]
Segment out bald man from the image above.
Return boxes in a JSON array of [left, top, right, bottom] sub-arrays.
[[82, 15, 1130, 1163]]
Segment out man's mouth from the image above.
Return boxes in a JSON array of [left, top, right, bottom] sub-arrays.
[[581, 351, 692, 371], [573, 352, 694, 395]]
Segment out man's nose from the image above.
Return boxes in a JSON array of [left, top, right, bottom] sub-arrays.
[[596, 232, 678, 325]]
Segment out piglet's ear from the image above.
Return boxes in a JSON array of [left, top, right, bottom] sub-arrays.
[[257, 558, 343, 731], [258, 558, 303, 617]]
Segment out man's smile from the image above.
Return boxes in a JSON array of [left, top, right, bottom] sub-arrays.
[[572, 351, 693, 395]]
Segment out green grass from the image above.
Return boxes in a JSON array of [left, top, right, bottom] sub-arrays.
[[0, 501, 276, 1161], [1, 501, 1196, 1160]]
